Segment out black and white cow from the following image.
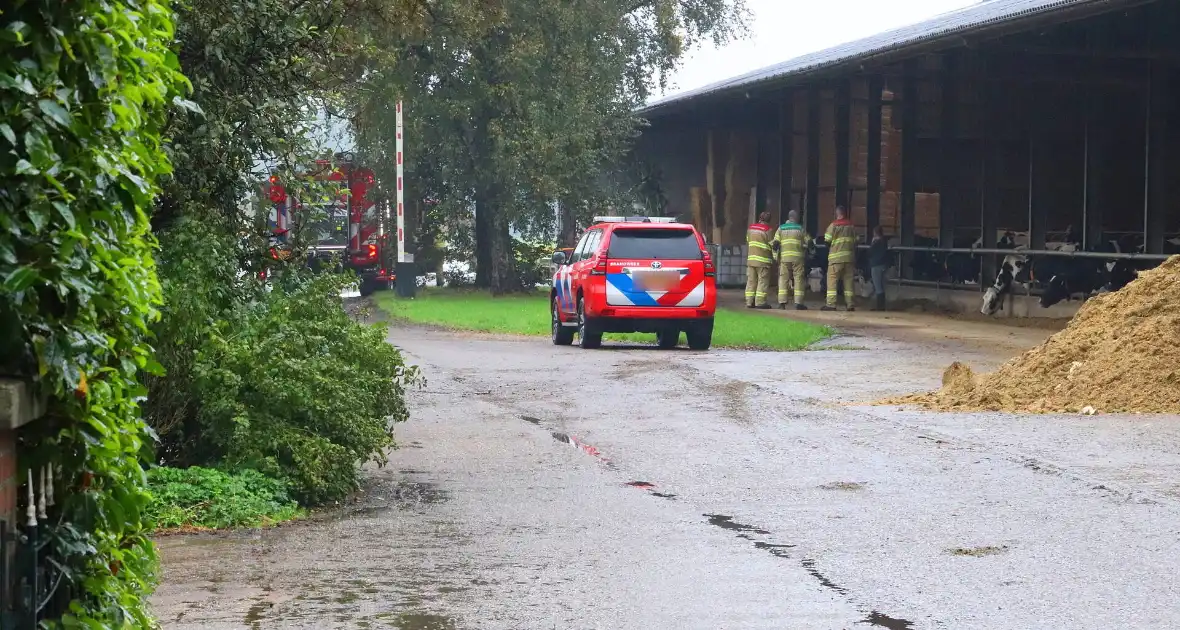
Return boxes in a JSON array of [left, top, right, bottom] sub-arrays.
[[979, 234, 1083, 313], [980, 253, 1030, 315], [1037, 257, 1105, 308], [943, 235, 987, 284], [908, 235, 942, 281]]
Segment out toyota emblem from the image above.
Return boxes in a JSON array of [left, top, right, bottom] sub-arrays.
[[650, 261, 663, 269]]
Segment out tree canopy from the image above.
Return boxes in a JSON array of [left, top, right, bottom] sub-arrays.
[[351, 0, 748, 292]]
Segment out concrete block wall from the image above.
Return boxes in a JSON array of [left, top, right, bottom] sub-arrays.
[[889, 284, 1079, 319]]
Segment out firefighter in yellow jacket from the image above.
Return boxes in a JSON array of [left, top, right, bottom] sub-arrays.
[[773, 210, 809, 311], [745, 211, 774, 309], [822, 205, 858, 311]]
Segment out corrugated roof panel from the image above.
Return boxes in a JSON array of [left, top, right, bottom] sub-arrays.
[[641, 0, 1116, 114]]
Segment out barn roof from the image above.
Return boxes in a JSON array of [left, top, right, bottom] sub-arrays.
[[641, 0, 1136, 116]]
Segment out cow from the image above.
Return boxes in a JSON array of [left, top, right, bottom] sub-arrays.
[[980, 253, 1030, 315], [909, 235, 943, 281], [1037, 257, 1105, 308], [944, 235, 989, 285], [973, 230, 1028, 250]]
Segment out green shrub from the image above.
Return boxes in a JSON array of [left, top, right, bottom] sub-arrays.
[[143, 216, 266, 465], [513, 237, 553, 288], [148, 466, 301, 530], [147, 219, 421, 505]]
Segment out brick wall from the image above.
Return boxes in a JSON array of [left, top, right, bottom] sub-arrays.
[[0, 430, 16, 527]]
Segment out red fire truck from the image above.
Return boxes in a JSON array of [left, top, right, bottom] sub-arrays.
[[262, 154, 394, 295]]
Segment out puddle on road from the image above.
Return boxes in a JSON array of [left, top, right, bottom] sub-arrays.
[[801, 557, 849, 595], [753, 542, 795, 558], [704, 514, 771, 536], [819, 481, 867, 491], [948, 545, 1009, 557], [375, 612, 457, 630], [344, 481, 449, 517], [624, 481, 677, 500], [243, 601, 271, 629], [702, 514, 917, 629], [863, 611, 915, 629], [550, 432, 614, 468]]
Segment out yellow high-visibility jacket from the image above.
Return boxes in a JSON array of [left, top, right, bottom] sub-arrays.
[[746, 222, 774, 267]]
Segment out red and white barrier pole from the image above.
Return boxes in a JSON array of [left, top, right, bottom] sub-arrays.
[[396, 100, 405, 264]]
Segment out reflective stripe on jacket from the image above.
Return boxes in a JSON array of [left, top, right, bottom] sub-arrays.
[[746, 223, 774, 267], [775, 222, 807, 261], [824, 219, 857, 264]]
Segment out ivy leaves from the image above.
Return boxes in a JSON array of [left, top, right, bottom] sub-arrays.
[[2, 0, 186, 624]]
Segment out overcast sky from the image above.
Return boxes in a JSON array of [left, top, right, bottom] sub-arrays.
[[660, 0, 978, 99]]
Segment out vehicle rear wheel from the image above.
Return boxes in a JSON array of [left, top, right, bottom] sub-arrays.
[[686, 320, 714, 351], [656, 328, 680, 349], [578, 297, 602, 349], [359, 276, 377, 297], [552, 299, 574, 346]]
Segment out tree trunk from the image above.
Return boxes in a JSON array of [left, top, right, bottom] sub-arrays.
[[474, 199, 492, 287], [477, 183, 521, 295], [559, 198, 577, 248]]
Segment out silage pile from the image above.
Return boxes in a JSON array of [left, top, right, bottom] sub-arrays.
[[887, 255, 1180, 414]]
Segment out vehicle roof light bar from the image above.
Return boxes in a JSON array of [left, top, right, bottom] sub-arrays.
[[592, 216, 679, 224]]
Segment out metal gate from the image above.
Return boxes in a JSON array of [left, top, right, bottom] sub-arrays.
[[0, 466, 70, 629]]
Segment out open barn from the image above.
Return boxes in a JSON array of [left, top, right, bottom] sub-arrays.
[[635, 0, 1180, 318]]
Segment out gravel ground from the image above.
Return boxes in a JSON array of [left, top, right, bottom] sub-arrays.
[[152, 307, 1180, 630]]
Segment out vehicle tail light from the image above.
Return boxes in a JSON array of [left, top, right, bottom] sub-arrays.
[[591, 253, 608, 276], [367, 243, 377, 259], [702, 249, 715, 277]]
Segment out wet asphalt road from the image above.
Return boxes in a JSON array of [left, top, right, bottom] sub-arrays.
[[153, 319, 1180, 629]]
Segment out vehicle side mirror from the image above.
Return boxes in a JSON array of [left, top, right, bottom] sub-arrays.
[[551, 251, 567, 266]]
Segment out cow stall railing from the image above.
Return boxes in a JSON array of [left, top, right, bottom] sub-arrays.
[[864, 245, 1172, 296]]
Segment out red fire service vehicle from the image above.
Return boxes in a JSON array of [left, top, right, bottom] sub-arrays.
[[550, 216, 716, 350], [263, 154, 393, 295]]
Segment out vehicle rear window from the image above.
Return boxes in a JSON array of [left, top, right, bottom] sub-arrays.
[[606, 229, 702, 260]]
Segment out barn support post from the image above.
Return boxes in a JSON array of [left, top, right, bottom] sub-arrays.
[[835, 80, 851, 211], [755, 129, 769, 216], [778, 91, 795, 225], [1084, 91, 1105, 248], [980, 63, 999, 283], [706, 127, 729, 244], [900, 60, 919, 278], [866, 75, 883, 239], [1081, 93, 1093, 249], [806, 85, 821, 236], [1145, 59, 1169, 255], [939, 53, 958, 248], [1028, 89, 1047, 250]]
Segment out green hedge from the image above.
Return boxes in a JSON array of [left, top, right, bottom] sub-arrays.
[[1, 0, 190, 624]]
